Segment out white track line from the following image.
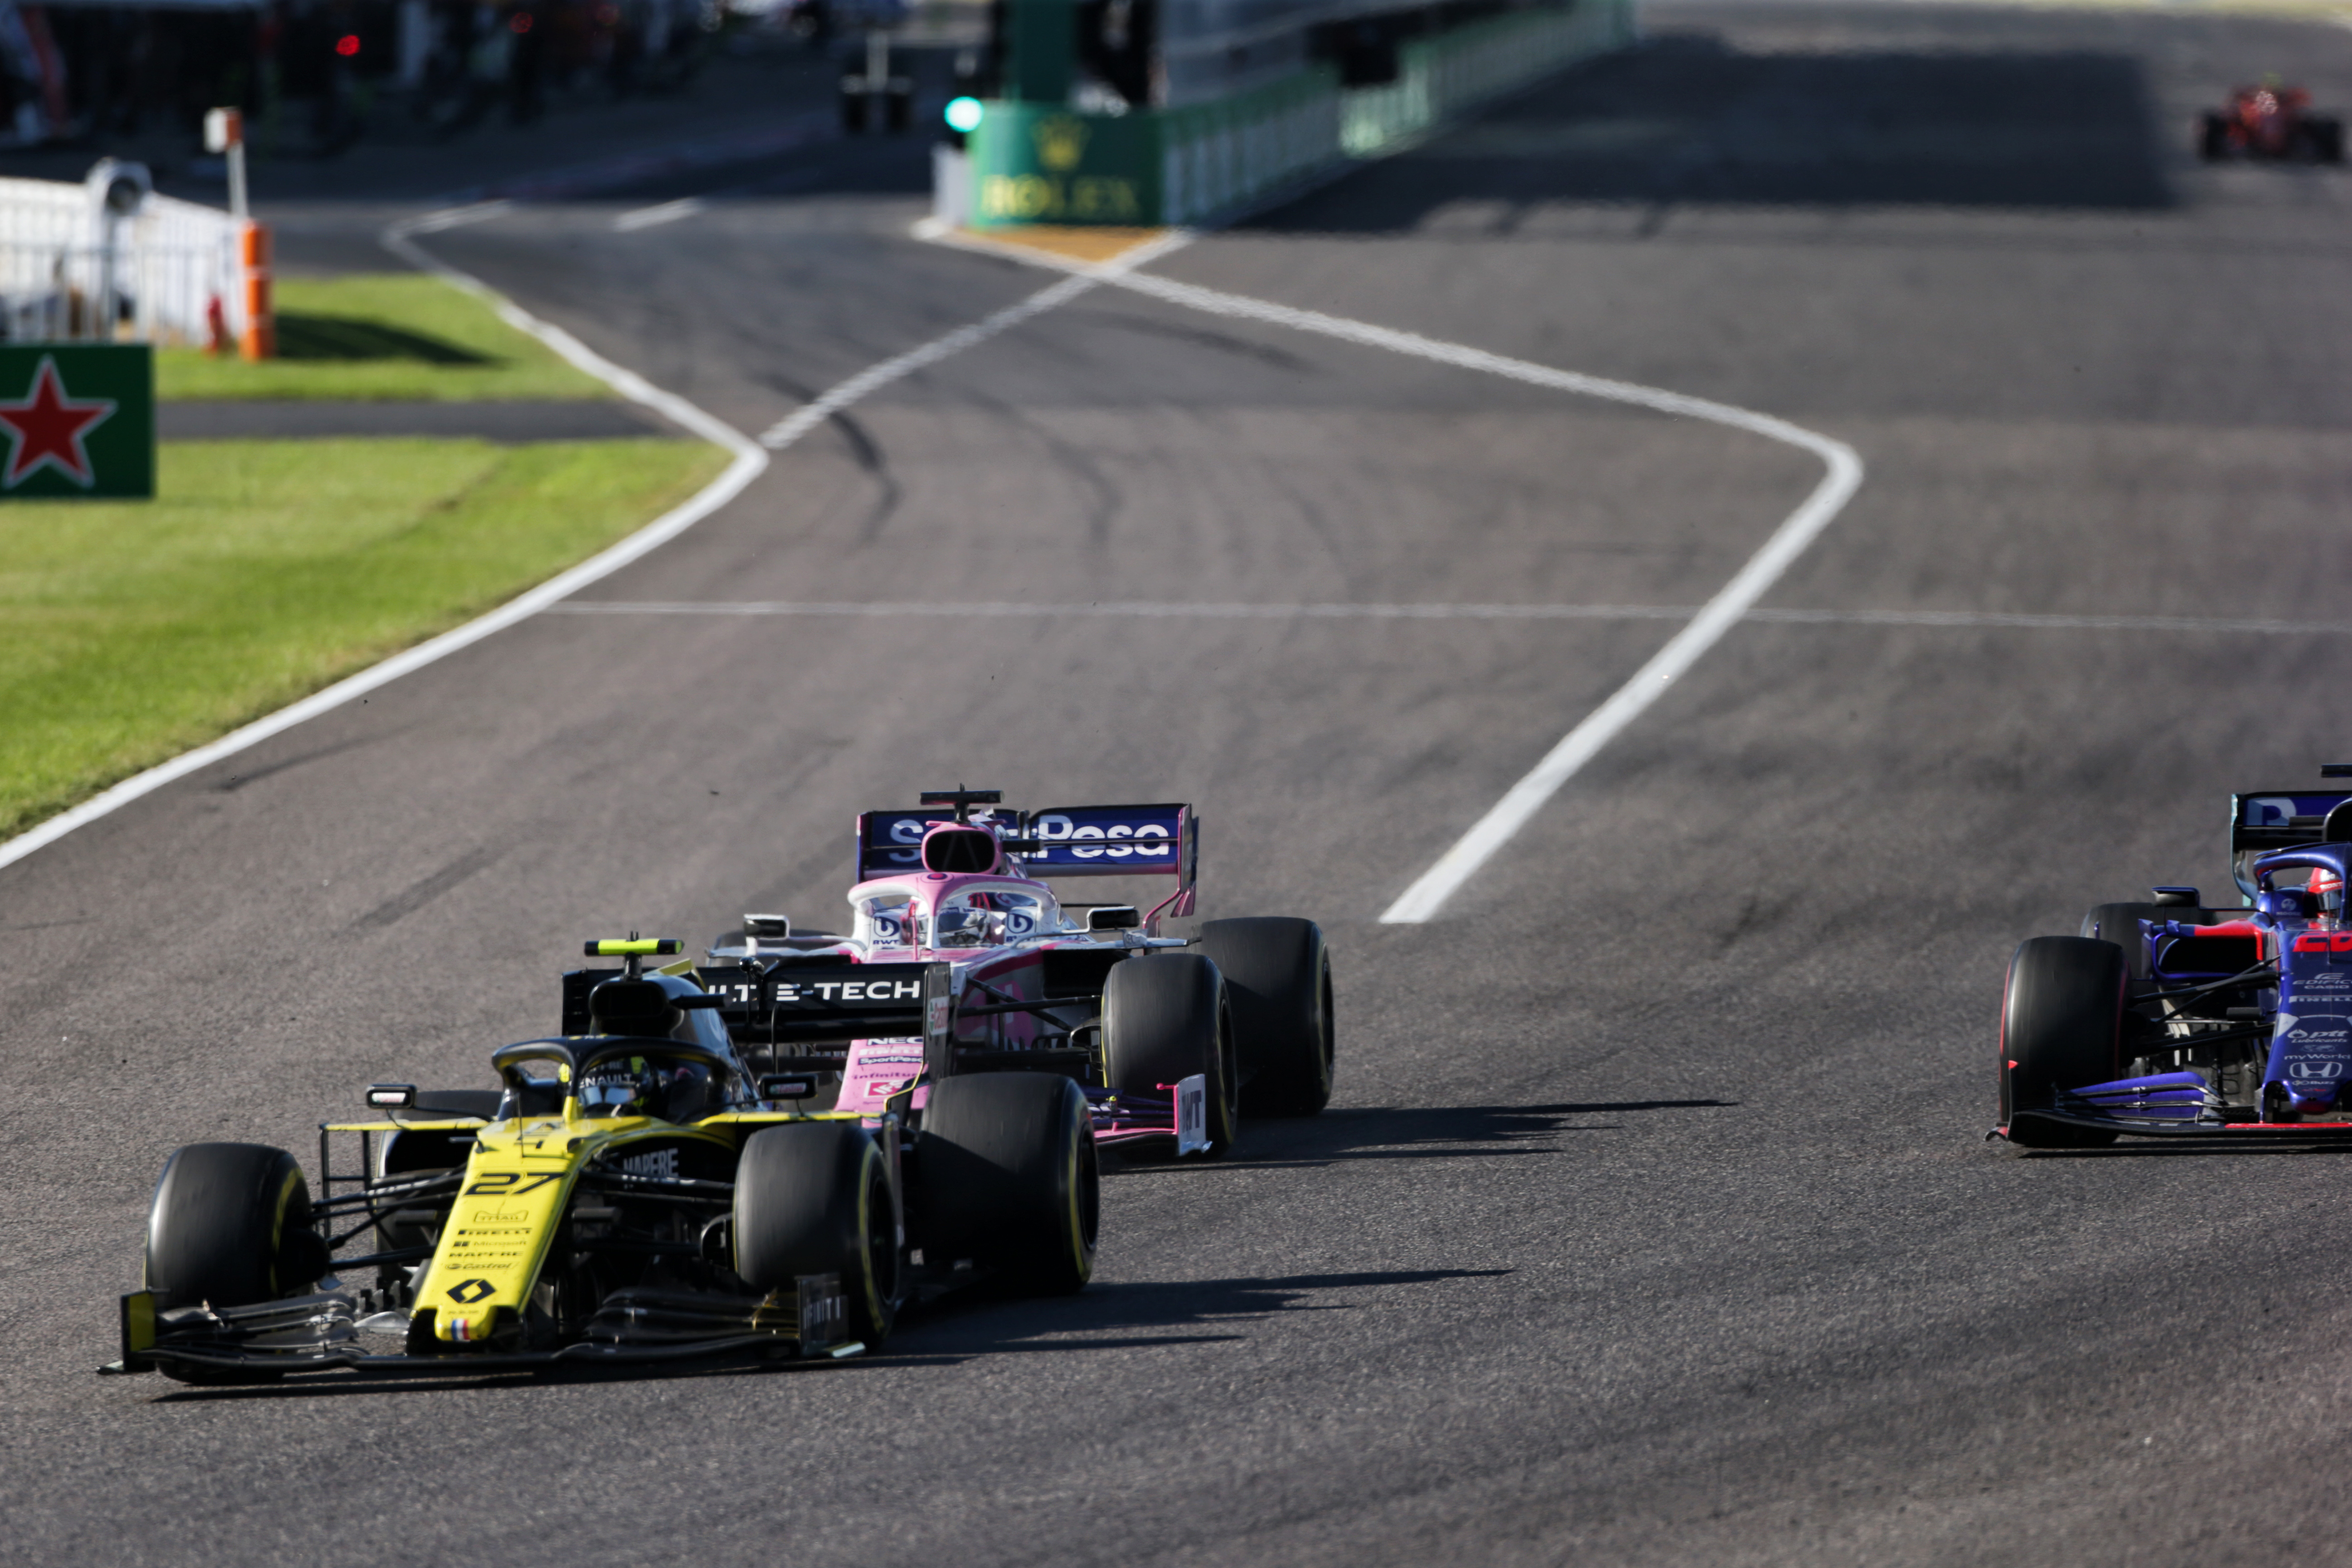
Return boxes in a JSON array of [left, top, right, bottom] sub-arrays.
[[614, 196, 706, 232], [0, 216, 1170, 875], [547, 601, 2352, 638], [0, 228, 769, 878], [990, 251, 1864, 925], [920, 226, 1867, 921], [552, 599, 1697, 620], [754, 230, 1195, 451], [612, 168, 827, 232]]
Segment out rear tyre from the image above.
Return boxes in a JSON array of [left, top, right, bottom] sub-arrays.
[[733, 1122, 897, 1344], [2312, 117, 2345, 164], [1103, 953, 1238, 1154], [2199, 112, 2229, 159], [2000, 936, 2127, 1149], [1197, 917, 1335, 1117], [918, 1072, 1098, 1294], [144, 1142, 325, 1311]]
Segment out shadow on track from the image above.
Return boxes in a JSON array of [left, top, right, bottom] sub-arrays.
[[1111, 1098, 1738, 1173], [1257, 30, 2176, 234], [2014, 1139, 2352, 1159], [141, 1269, 1506, 1402]]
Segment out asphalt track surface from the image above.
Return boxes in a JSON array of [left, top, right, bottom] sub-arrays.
[[9, 5, 2352, 1562]]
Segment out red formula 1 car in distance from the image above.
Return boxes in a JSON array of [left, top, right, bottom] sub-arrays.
[[2200, 82, 2344, 162]]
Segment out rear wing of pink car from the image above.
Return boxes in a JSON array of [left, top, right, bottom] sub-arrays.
[[854, 801, 1198, 919]]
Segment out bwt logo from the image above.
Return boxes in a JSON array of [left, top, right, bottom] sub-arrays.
[[2290, 1060, 2347, 1081]]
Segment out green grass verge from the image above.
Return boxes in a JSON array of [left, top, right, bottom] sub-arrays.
[[157, 274, 612, 401], [0, 436, 727, 839]]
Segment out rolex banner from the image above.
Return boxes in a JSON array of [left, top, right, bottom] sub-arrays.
[[0, 345, 154, 500]]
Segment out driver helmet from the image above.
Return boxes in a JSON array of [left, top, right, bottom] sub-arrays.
[[2311, 866, 2344, 916], [579, 1056, 661, 1117], [931, 899, 1003, 949]]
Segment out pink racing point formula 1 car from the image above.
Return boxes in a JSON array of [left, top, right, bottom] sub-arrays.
[[584, 789, 1335, 1167]]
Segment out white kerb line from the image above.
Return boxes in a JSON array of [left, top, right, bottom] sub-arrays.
[[1069, 269, 1864, 925]]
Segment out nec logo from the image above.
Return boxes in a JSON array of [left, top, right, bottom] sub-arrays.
[[2293, 932, 2352, 953]]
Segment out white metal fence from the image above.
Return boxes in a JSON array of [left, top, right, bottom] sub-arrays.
[[0, 163, 253, 347]]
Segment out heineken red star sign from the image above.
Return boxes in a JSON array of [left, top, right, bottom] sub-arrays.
[[0, 345, 153, 499]]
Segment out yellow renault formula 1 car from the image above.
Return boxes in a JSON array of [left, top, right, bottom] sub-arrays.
[[104, 940, 1097, 1382]]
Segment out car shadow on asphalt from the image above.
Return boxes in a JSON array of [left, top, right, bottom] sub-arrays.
[[870, 1266, 1514, 1367], [2015, 1140, 2352, 1159], [1110, 1098, 1737, 1174], [1252, 28, 2176, 235], [137, 1267, 1508, 1402]]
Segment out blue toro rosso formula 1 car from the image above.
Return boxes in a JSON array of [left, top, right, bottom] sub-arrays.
[[1998, 766, 2352, 1147]]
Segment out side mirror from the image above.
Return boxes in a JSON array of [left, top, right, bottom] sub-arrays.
[[366, 1083, 417, 1109], [1087, 906, 1141, 931], [2152, 887, 2201, 907], [759, 1074, 818, 1101], [674, 993, 726, 1010], [743, 913, 791, 938]]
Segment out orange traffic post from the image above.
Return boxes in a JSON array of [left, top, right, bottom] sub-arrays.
[[237, 220, 273, 361]]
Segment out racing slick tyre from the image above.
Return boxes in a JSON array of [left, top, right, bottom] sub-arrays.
[[2079, 903, 2203, 979], [733, 1122, 897, 1345], [918, 1072, 1098, 1295], [144, 1142, 329, 1312], [1103, 952, 1239, 1155], [2199, 112, 2229, 159], [1197, 917, 1335, 1118], [2311, 116, 2346, 163], [2000, 936, 2127, 1149]]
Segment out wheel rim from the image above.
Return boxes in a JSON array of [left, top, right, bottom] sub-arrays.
[[1317, 956, 1336, 1090], [858, 1152, 897, 1335], [1068, 1095, 1100, 1269], [1218, 1000, 1240, 1140]]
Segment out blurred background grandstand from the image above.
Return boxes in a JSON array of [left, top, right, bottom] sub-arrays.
[[0, 0, 1578, 173]]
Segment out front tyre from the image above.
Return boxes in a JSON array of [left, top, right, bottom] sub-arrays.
[[144, 1142, 328, 1313], [733, 1122, 897, 1344], [918, 1073, 1098, 1294], [1197, 917, 1335, 1117], [1104, 953, 1238, 1154], [2000, 936, 2127, 1149]]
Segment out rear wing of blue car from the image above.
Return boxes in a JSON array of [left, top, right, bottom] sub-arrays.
[[854, 801, 1198, 907], [2233, 791, 2352, 853]]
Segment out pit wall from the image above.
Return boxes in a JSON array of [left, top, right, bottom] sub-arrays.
[[954, 0, 1637, 229]]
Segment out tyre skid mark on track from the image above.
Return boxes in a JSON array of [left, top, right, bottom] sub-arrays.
[[920, 224, 1865, 924]]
